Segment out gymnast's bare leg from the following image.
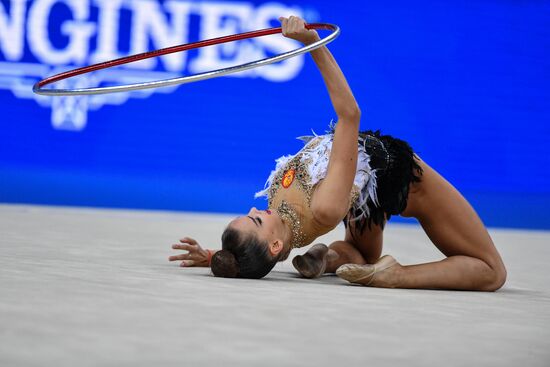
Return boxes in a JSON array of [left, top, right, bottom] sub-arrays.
[[292, 219, 382, 278], [294, 158, 507, 291]]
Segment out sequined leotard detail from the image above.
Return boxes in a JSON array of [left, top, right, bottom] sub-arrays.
[[255, 133, 379, 249]]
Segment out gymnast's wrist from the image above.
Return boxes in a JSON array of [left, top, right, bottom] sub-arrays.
[[206, 249, 217, 267], [301, 32, 321, 45]]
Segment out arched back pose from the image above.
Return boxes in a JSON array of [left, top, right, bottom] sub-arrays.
[[169, 16, 507, 291]]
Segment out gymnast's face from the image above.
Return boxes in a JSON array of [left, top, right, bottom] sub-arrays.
[[229, 207, 285, 253]]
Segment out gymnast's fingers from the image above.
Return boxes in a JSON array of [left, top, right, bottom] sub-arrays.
[[287, 16, 304, 36], [286, 15, 294, 26], [279, 17, 288, 35], [169, 254, 189, 261], [294, 16, 306, 30], [180, 260, 195, 267], [179, 237, 198, 247], [172, 243, 194, 252]]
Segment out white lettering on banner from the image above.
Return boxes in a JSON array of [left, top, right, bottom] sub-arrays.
[[0, 0, 315, 131], [189, 2, 255, 76], [252, 3, 304, 81], [0, 0, 26, 60], [90, 0, 124, 64], [128, 0, 192, 70], [28, 0, 95, 65]]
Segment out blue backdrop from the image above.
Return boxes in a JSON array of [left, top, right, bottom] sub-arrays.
[[1, 0, 549, 229]]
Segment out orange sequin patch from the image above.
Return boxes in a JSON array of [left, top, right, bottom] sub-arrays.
[[282, 169, 295, 188]]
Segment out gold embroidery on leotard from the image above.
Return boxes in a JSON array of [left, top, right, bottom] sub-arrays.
[[267, 138, 322, 209], [276, 200, 306, 249]]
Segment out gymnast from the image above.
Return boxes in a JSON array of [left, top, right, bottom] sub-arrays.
[[169, 16, 507, 291]]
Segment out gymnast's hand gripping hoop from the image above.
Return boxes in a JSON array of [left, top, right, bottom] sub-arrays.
[[32, 23, 340, 96]]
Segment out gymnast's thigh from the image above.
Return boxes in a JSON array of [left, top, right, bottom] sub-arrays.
[[403, 159, 504, 269]]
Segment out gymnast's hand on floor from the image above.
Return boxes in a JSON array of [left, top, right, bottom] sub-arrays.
[[169, 237, 212, 267], [279, 15, 320, 45]]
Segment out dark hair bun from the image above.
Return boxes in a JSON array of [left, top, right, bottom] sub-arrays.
[[211, 249, 239, 278]]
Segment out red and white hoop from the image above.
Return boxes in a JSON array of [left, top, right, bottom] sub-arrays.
[[33, 23, 340, 96]]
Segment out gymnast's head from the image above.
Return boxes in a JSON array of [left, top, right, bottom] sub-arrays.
[[211, 207, 289, 278]]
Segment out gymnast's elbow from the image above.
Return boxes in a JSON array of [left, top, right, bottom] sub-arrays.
[[337, 105, 361, 123]]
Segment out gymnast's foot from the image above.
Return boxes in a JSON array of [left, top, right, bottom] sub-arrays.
[[336, 255, 401, 288], [292, 243, 329, 279]]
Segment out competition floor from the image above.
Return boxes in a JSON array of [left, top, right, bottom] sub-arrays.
[[1, 204, 549, 367]]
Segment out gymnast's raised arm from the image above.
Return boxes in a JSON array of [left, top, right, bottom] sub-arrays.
[[170, 16, 361, 269], [279, 16, 361, 227]]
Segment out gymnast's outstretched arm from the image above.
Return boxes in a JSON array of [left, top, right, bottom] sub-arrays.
[[279, 16, 361, 228], [169, 237, 215, 267]]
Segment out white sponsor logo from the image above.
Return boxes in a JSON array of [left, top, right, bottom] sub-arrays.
[[0, 0, 310, 130]]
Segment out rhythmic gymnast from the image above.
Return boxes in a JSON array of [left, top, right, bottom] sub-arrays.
[[169, 16, 507, 291]]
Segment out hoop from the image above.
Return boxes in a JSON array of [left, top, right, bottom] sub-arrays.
[[33, 23, 340, 96]]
